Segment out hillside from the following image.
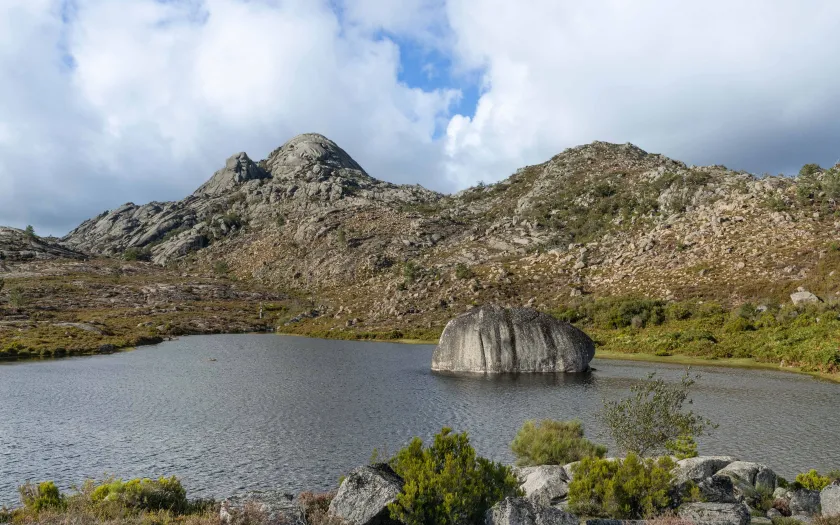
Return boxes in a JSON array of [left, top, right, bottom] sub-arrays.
[[3, 134, 840, 374]]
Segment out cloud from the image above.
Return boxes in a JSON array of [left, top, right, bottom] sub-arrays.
[[443, 0, 840, 186], [3, 0, 840, 236], [0, 0, 458, 235]]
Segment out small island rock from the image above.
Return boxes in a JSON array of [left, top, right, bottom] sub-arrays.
[[432, 306, 595, 373]]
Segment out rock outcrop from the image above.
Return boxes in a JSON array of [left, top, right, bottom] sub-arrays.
[[678, 502, 750, 525], [327, 463, 403, 525], [0, 227, 85, 261], [822, 483, 840, 517], [513, 465, 571, 507], [431, 305, 595, 373], [486, 497, 579, 525]]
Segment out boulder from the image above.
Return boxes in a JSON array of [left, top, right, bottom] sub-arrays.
[[821, 483, 840, 517], [432, 305, 595, 373], [485, 497, 579, 525], [791, 288, 821, 306], [678, 502, 750, 525], [696, 475, 739, 504], [789, 488, 821, 516], [674, 456, 739, 483], [514, 465, 570, 506], [715, 461, 776, 505], [327, 463, 403, 525]]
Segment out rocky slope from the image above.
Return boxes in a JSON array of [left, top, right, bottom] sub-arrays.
[[0, 226, 85, 263], [53, 134, 840, 338]]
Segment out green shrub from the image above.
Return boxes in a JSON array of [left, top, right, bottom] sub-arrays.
[[568, 453, 675, 519], [455, 263, 474, 280], [665, 434, 698, 460], [724, 317, 755, 333], [388, 427, 521, 525], [123, 247, 151, 261], [601, 370, 716, 456], [214, 261, 230, 275], [665, 302, 695, 321], [19, 481, 64, 512], [795, 470, 831, 491], [403, 261, 419, 284], [89, 476, 188, 513], [510, 419, 607, 466], [7, 287, 25, 308], [24, 225, 35, 238]]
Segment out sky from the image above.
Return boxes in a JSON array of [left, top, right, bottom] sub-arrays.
[[2, 0, 840, 236]]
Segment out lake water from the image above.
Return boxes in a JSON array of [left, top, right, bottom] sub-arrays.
[[1, 334, 839, 506]]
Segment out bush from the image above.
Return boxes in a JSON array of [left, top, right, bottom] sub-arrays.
[[403, 261, 419, 284], [601, 370, 716, 456], [455, 263, 475, 280], [24, 225, 35, 238], [298, 491, 336, 524], [724, 316, 755, 333], [7, 287, 25, 308], [388, 427, 521, 525], [567, 453, 675, 519], [19, 481, 64, 512], [89, 476, 188, 513], [214, 261, 230, 275], [510, 419, 607, 466], [795, 470, 831, 491], [123, 247, 151, 262]]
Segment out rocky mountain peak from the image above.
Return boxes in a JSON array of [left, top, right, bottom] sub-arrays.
[[264, 133, 365, 178], [194, 152, 268, 196]]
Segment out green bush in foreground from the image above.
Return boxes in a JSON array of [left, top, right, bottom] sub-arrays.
[[19, 481, 64, 512], [510, 419, 607, 466], [89, 476, 188, 513], [794, 469, 832, 491], [568, 453, 675, 519], [388, 427, 521, 525], [601, 370, 716, 456]]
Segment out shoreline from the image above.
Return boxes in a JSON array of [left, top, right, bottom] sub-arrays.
[[594, 349, 840, 383], [4, 327, 838, 384]]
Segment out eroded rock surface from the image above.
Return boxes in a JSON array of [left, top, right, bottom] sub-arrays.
[[432, 305, 595, 373]]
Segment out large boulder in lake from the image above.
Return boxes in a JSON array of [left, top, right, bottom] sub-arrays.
[[432, 306, 595, 373], [327, 463, 403, 525]]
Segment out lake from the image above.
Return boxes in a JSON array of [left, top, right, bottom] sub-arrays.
[[1, 334, 839, 506]]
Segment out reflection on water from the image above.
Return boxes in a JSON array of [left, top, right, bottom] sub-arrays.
[[0, 334, 838, 505]]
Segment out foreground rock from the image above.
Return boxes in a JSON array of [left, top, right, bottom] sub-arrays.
[[822, 483, 840, 517], [673, 456, 738, 483], [327, 463, 403, 525], [514, 465, 570, 507], [432, 306, 595, 373], [486, 497, 579, 525], [678, 502, 750, 525]]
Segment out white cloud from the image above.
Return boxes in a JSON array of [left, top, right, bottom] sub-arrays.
[[0, 0, 458, 235], [3, 0, 840, 236], [443, 0, 840, 186]]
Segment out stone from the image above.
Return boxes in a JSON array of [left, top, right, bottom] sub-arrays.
[[674, 456, 738, 483], [790, 288, 821, 305], [327, 463, 403, 525], [513, 465, 570, 506], [766, 508, 782, 519], [821, 483, 840, 517], [678, 502, 750, 525], [485, 497, 579, 525], [696, 475, 738, 503], [715, 461, 775, 505], [431, 305, 595, 373], [194, 152, 269, 196], [789, 488, 821, 516]]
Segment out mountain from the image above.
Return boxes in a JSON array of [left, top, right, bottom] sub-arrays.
[[56, 134, 840, 333], [0, 226, 85, 263]]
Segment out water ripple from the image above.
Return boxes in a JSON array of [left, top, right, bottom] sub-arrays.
[[0, 334, 838, 505]]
